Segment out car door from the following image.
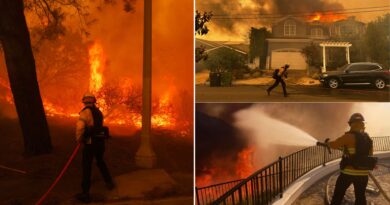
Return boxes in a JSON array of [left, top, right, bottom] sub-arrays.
[[342, 64, 368, 83]]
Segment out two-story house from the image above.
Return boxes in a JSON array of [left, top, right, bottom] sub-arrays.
[[265, 16, 365, 70]]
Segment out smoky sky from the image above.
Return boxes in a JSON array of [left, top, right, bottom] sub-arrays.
[[196, 103, 354, 180], [197, 0, 344, 37]]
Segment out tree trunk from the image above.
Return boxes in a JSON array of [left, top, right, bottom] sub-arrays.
[[0, 0, 52, 155]]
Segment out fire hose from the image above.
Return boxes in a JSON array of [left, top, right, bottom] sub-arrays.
[[368, 172, 390, 203], [317, 140, 390, 203], [35, 143, 81, 205]]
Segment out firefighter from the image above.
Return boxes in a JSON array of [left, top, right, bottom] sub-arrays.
[[75, 93, 114, 203], [323, 113, 375, 205], [267, 64, 289, 97]]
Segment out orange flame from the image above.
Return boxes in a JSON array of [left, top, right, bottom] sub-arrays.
[[236, 147, 255, 178], [308, 12, 346, 22], [89, 43, 105, 93], [0, 41, 184, 132]]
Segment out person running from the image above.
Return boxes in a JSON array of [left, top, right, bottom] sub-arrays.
[[267, 64, 289, 97]]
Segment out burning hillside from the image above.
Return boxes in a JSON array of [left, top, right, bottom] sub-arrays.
[[0, 0, 193, 136]]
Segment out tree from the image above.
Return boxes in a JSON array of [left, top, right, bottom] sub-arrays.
[[248, 27, 270, 69], [365, 14, 390, 68], [195, 11, 212, 63], [0, 0, 134, 155], [195, 10, 213, 36], [301, 43, 322, 69], [205, 48, 247, 73], [0, 0, 52, 155]]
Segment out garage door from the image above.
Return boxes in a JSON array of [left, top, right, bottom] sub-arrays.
[[271, 50, 307, 70]]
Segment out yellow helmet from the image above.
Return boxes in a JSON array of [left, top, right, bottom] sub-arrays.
[[82, 92, 96, 104]]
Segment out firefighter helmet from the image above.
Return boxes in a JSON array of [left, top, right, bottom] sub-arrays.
[[82, 92, 96, 104], [348, 113, 365, 124]]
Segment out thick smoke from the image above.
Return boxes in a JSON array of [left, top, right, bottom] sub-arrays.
[[196, 103, 369, 186], [197, 103, 390, 186], [196, 0, 344, 39], [0, 0, 194, 128]]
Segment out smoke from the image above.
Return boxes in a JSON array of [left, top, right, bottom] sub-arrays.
[[197, 103, 380, 186], [197, 103, 390, 186], [352, 103, 390, 136], [196, 0, 344, 40], [0, 0, 194, 131]]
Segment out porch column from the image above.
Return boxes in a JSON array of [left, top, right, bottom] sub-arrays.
[[322, 46, 326, 73], [346, 46, 350, 64]]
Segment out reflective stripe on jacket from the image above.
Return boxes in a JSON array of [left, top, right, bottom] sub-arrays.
[[328, 131, 373, 176]]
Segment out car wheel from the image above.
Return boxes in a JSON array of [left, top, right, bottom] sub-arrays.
[[328, 78, 340, 89], [374, 78, 386, 90]]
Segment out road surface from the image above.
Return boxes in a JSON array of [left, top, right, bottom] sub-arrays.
[[196, 85, 390, 102]]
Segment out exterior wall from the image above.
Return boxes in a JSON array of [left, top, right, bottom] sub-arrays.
[[272, 17, 308, 38], [330, 17, 366, 38]]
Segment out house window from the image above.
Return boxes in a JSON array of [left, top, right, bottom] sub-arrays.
[[284, 20, 296, 36], [311, 28, 323, 38]]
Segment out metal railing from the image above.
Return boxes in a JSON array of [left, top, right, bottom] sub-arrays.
[[196, 136, 390, 205]]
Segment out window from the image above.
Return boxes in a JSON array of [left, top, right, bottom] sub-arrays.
[[284, 20, 296, 36], [310, 28, 323, 38], [348, 64, 374, 72]]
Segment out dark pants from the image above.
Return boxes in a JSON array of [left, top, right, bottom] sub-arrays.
[[267, 77, 287, 96], [330, 173, 368, 205], [82, 139, 113, 194]]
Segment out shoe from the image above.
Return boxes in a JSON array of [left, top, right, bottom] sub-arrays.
[[106, 181, 116, 190], [266, 90, 270, 96], [75, 193, 91, 203]]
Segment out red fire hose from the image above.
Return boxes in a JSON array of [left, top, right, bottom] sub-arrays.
[[35, 143, 81, 205]]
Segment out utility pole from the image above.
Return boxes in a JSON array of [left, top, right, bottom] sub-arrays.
[[135, 0, 156, 168]]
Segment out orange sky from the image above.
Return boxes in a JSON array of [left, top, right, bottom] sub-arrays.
[[196, 0, 390, 41]]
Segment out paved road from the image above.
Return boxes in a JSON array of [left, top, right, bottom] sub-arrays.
[[196, 85, 390, 102]]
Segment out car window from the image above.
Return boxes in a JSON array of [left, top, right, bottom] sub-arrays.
[[339, 64, 349, 71], [348, 64, 371, 71], [368, 65, 381, 71]]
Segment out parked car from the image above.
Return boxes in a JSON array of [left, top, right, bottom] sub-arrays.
[[319, 62, 390, 89]]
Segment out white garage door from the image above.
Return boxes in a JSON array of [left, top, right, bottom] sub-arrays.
[[271, 50, 307, 70]]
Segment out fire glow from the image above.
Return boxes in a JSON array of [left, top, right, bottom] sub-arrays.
[[0, 42, 182, 131], [196, 147, 255, 187], [308, 12, 346, 22]]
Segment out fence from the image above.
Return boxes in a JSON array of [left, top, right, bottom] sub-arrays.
[[196, 136, 390, 205]]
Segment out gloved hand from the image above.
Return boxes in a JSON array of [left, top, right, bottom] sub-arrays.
[[316, 138, 331, 154]]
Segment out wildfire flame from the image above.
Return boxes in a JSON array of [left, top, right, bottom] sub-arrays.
[[308, 12, 346, 22], [0, 41, 183, 132], [196, 147, 255, 187], [89, 43, 105, 93], [236, 147, 255, 178]]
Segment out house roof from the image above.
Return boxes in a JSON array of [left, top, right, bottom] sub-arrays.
[[273, 15, 306, 25], [195, 38, 248, 54]]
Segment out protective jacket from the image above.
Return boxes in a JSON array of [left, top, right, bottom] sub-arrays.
[[328, 131, 374, 176], [76, 105, 104, 144]]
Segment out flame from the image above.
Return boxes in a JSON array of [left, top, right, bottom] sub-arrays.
[[308, 12, 346, 22], [196, 147, 255, 187], [89, 43, 105, 93], [235, 147, 255, 178], [0, 41, 184, 132]]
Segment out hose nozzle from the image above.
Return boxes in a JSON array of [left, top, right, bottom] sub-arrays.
[[317, 138, 331, 154]]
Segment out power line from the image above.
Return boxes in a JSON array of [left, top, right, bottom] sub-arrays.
[[212, 5, 390, 17], [212, 8, 390, 20]]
